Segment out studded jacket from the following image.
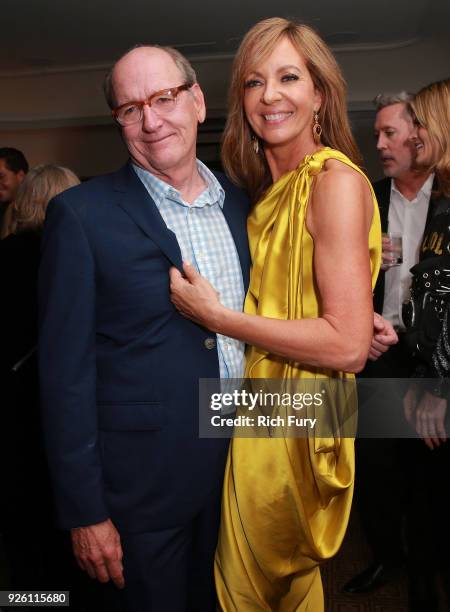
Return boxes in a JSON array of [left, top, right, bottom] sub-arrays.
[[404, 194, 450, 394]]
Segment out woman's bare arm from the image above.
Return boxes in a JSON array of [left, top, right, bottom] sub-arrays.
[[170, 165, 375, 373]]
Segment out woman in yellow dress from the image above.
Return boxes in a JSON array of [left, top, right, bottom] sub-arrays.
[[171, 17, 381, 611]]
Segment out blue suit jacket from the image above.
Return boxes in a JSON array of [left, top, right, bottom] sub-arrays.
[[38, 163, 250, 532]]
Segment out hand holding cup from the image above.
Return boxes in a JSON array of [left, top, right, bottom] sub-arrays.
[[382, 232, 403, 269]]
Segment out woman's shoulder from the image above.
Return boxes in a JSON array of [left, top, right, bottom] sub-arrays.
[[308, 156, 373, 228], [321, 156, 363, 177], [314, 158, 367, 195]]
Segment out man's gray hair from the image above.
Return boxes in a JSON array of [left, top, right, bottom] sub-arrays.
[[103, 44, 198, 110], [373, 91, 414, 111]]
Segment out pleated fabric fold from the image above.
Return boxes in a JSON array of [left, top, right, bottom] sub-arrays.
[[215, 148, 381, 611]]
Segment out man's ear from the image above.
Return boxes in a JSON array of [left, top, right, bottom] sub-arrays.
[[190, 83, 206, 124], [17, 169, 26, 184]]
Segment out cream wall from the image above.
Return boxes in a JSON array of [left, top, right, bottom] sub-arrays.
[[1, 34, 448, 181]]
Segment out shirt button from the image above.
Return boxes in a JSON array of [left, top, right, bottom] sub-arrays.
[[204, 337, 216, 350], [189, 207, 194, 214]]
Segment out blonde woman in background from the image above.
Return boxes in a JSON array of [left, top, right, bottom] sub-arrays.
[[9, 164, 79, 234], [410, 79, 449, 200], [403, 79, 450, 610], [0, 164, 79, 592], [170, 17, 382, 611]]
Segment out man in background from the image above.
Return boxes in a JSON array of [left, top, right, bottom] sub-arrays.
[[0, 147, 28, 236], [344, 92, 433, 594]]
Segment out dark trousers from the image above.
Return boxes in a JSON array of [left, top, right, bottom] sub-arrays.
[[355, 335, 417, 566], [405, 439, 450, 575], [99, 484, 223, 612], [355, 438, 409, 564]]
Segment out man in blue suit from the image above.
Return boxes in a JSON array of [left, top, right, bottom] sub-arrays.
[[39, 45, 250, 612]]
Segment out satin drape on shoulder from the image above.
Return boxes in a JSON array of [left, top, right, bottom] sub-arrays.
[[215, 148, 381, 611]]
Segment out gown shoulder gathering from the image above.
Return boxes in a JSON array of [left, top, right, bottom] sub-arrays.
[[215, 148, 382, 611]]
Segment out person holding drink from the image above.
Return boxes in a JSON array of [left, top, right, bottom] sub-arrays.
[[344, 91, 434, 595], [170, 17, 381, 611], [382, 232, 403, 267]]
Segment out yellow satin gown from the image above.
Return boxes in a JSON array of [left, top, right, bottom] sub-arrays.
[[215, 148, 381, 611]]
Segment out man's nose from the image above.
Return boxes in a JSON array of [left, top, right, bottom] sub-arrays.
[[141, 104, 163, 131], [376, 134, 386, 150]]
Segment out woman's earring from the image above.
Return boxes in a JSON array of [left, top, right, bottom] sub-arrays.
[[251, 134, 260, 154], [313, 111, 322, 144]]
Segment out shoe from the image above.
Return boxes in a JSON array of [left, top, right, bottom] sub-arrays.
[[342, 562, 402, 593]]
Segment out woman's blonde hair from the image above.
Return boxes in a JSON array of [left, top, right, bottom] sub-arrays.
[[11, 164, 80, 233], [222, 17, 362, 202], [410, 78, 450, 198]]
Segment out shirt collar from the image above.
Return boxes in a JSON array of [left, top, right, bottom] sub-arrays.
[[420, 173, 435, 198], [391, 172, 435, 201], [132, 159, 225, 209]]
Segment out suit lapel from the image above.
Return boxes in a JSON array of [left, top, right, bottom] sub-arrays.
[[372, 177, 391, 313], [113, 164, 183, 270], [217, 181, 251, 291], [373, 177, 391, 232], [222, 199, 245, 265]]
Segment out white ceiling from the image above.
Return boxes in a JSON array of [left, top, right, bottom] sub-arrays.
[[1, 0, 448, 74]]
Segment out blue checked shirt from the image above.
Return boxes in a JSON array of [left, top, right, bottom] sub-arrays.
[[133, 161, 245, 379]]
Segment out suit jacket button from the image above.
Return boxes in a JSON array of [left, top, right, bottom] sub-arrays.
[[204, 337, 216, 350]]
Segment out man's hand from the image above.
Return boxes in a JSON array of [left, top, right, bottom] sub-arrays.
[[71, 519, 125, 588], [414, 391, 447, 450], [381, 234, 401, 271], [368, 313, 398, 361]]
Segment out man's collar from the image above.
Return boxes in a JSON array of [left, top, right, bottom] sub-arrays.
[[131, 160, 225, 208], [196, 160, 225, 208], [391, 172, 435, 200]]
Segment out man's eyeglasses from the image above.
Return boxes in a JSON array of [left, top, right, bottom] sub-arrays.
[[112, 83, 191, 126]]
